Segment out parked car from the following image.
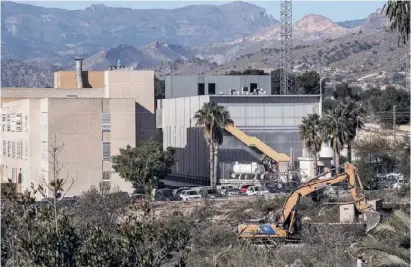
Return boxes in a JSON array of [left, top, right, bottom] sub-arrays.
[[226, 188, 241, 197], [106, 191, 130, 205], [392, 177, 410, 189], [200, 188, 223, 199], [240, 184, 253, 195], [246, 186, 269, 196], [179, 190, 202, 201], [216, 185, 234, 195], [173, 187, 191, 197], [59, 196, 79, 207], [131, 194, 148, 204], [155, 189, 180, 201]]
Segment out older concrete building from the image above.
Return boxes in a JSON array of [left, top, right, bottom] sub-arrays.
[[165, 75, 271, 99], [1, 62, 156, 198], [157, 93, 321, 184]]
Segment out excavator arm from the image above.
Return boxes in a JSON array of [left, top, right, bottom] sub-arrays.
[[280, 163, 372, 233], [238, 163, 380, 240]]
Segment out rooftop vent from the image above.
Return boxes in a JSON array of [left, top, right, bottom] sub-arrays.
[[66, 94, 78, 98], [75, 58, 83, 89]]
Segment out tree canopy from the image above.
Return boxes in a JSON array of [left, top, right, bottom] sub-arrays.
[[383, 0, 410, 45], [111, 138, 176, 193]]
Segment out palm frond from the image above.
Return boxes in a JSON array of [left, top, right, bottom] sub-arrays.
[[374, 254, 410, 267]]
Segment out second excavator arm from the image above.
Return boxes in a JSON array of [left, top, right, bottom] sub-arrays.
[[279, 163, 373, 234]]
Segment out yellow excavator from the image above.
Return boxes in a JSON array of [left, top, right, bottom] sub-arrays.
[[238, 163, 381, 241]]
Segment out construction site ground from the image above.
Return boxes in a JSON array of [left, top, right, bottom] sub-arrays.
[[128, 189, 409, 226]]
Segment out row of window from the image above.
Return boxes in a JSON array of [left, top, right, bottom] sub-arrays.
[[102, 112, 111, 181], [2, 140, 27, 159], [1, 113, 28, 132]]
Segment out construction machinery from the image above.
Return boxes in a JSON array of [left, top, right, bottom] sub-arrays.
[[238, 163, 381, 241]]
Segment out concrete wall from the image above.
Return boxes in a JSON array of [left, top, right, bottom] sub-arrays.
[[165, 75, 271, 99], [105, 70, 156, 144], [159, 95, 320, 179], [54, 71, 105, 88]]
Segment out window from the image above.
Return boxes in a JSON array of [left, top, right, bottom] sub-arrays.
[[18, 170, 22, 183], [208, 83, 216, 95], [103, 142, 111, 160], [242, 86, 249, 93], [102, 113, 111, 132], [2, 141, 6, 156], [41, 112, 48, 125], [7, 141, 10, 157], [10, 113, 16, 132], [11, 141, 15, 158], [16, 141, 22, 159], [250, 83, 258, 93], [16, 113, 22, 132], [6, 114, 10, 132], [198, 83, 205, 95], [1, 114, 6, 132], [103, 171, 111, 181]]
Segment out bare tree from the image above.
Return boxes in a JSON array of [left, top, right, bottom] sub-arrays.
[[36, 135, 77, 232]]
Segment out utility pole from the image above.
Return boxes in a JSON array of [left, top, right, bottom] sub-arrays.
[[393, 105, 396, 148]]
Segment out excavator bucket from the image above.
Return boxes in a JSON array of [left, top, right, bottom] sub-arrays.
[[363, 210, 381, 233]]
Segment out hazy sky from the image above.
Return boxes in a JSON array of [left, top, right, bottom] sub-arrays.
[[19, 0, 385, 22]]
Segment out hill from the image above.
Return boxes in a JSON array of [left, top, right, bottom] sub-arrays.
[[1, 1, 277, 60]]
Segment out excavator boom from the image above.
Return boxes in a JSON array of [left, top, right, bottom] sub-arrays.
[[238, 163, 381, 240]]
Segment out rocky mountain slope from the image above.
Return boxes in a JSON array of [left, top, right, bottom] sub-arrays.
[[2, 2, 403, 89], [1, 1, 277, 60], [154, 12, 407, 89]]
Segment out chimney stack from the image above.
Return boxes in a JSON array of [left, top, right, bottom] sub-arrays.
[[75, 57, 83, 88]]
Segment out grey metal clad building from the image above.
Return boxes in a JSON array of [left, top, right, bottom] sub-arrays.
[[165, 75, 272, 99], [157, 94, 321, 180]]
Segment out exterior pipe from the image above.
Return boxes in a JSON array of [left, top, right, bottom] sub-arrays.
[[75, 58, 83, 89]]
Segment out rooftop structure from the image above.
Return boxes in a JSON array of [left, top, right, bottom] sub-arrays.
[[165, 75, 271, 99]]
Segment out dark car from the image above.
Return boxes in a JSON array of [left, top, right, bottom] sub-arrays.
[[155, 189, 180, 201], [59, 196, 79, 207], [106, 191, 131, 205], [200, 188, 224, 199], [131, 194, 148, 204]]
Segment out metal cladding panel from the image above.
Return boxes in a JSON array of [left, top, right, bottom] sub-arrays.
[[176, 98, 185, 126]]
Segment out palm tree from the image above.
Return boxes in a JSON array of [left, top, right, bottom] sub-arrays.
[[355, 210, 410, 266], [342, 99, 365, 163], [298, 114, 322, 176], [382, 0, 410, 46], [194, 102, 233, 188], [321, 103, 353, 173]]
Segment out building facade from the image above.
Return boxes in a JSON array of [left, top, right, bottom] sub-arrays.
[[1, 65, 156, 198], [165, 75, 272, 99], [157, 94, 321, 181]]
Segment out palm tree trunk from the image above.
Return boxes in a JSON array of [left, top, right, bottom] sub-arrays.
[[335, 152, 341, 174], [312, 151, 318, 176], [347, 141, 352, 163], [213, 142, 219, 187], [209, 143, 215, 188]]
